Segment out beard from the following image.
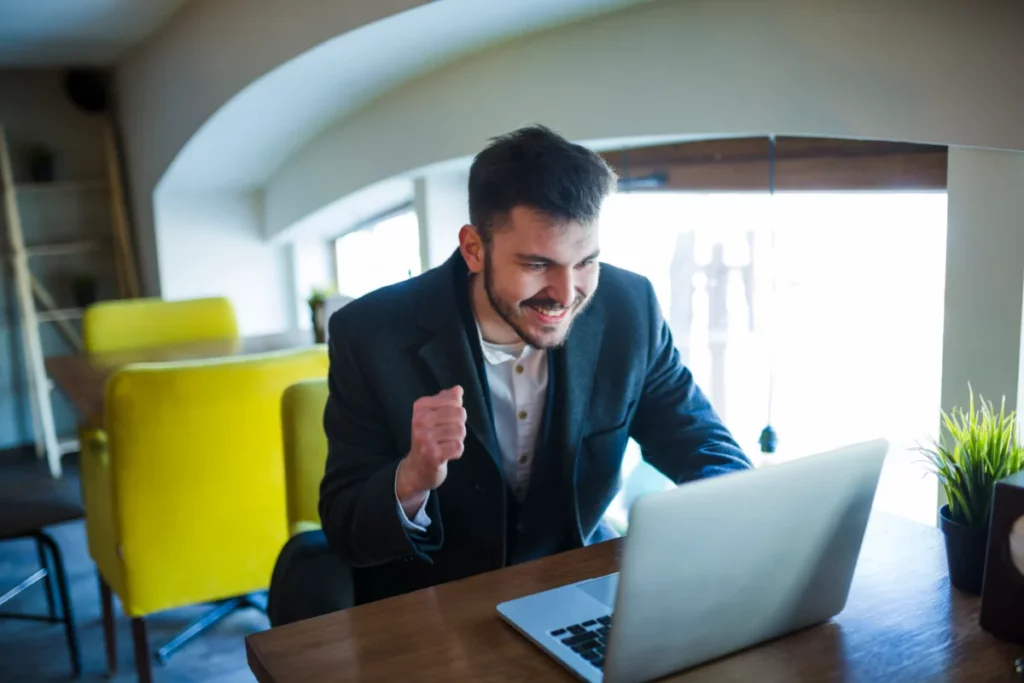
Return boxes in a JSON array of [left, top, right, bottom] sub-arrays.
[[482, 249, 591, 350]]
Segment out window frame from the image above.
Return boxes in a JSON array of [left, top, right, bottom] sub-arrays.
[[330, 201, 418, 295]]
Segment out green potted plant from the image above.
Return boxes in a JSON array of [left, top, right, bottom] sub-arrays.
[[308, 286, 335, 344], [917, 386, 1024, 594]]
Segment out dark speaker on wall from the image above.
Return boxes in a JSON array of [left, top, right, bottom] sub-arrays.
[[979, 470, 1024, 644], [63, 69, 109, 114]]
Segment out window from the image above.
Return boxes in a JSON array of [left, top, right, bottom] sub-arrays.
[[334, 208, 421, 298], [601, 191, 947, 530]]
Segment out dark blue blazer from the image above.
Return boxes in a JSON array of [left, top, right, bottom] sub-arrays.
[[319, 250, 751, 602]]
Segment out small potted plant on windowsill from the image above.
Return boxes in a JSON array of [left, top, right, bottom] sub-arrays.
[[917, 386, 1024, 594], [308, 286, 335, 344]]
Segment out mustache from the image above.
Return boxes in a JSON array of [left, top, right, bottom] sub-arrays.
[[521, 294, 585, 310]]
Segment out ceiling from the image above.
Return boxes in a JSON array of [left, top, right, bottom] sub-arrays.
[[0, 0, 189, 66], [161, 0, 654, 191]]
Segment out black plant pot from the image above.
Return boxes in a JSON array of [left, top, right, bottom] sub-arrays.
[[938, 504, 989, 594], [309, 300, 326, 344]]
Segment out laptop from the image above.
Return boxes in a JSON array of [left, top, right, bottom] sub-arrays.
[[496, 439, 889, 683]]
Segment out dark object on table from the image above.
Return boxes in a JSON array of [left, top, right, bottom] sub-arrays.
[[72, 274, 98, 309], [980, 471, 1024, 643], [939, 503, 989, 594], [0, 482, 84, 677], [27, 144, 55, 182]]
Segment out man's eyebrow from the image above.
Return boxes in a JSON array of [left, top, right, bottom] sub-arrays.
[[515, 253, 556, 264], [515, 250, 601, 264]]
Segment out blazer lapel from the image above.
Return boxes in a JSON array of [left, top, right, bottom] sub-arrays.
[[557, 299, 604, 489], [415, 252, 502, 471]]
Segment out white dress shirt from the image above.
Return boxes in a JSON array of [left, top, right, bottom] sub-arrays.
[[396, 323, 548, 531]]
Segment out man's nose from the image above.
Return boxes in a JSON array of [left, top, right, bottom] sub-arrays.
[[548, 268, 575, 308]]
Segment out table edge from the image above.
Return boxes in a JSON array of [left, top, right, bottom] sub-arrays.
[[245, 633, 274, 683]]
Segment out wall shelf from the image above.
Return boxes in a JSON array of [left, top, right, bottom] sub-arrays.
[[36, 308, 84, 323], [14, 180, 109, 193], [23, 239, 108, 257]]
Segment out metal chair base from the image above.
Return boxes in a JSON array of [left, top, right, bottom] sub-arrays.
[[0, 532, 81, 677], [155, 592, 268, 664], [100, 580, 268, 682]]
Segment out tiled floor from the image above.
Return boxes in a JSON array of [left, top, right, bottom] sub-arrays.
[[0, 453, 265, 682]]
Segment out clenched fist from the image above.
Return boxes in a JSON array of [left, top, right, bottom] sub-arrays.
[[396, 386, 467, 517]]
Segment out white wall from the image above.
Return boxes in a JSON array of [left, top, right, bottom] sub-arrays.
[[413, 171, 469, 270], [941, 148, 1024, 418], [264, 0, 1024, 238], [115, 0, 429, 295], [153, 190, 292, 335]]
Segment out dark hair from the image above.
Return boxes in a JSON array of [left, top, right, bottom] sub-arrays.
[[468, 125, 617, 242]]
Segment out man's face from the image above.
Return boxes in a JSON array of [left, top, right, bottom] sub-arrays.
[[474, 206, 601, 349]]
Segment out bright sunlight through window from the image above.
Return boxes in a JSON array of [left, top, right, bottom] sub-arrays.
[[334, 210, 422, 298], [601, 191, 947, 530]]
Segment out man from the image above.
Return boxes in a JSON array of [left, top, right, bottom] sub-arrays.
[[314, 125, 751, 607]]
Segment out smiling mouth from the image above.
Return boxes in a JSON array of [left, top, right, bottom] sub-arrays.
[[526, 303, 570, 324]]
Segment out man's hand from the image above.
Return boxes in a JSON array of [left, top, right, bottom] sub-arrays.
[[396, 386, 467, 518]]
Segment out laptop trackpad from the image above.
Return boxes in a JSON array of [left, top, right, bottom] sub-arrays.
[[576, 574, 618, 608]]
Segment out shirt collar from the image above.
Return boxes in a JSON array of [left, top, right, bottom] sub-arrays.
[[474, 319, 530, 365]]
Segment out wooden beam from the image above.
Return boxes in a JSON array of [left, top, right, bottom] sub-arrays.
[[603, 136, 947, 191], [103, 120, 141, 298]]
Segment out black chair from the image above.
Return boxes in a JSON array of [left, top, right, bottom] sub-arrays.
[[0, 484, 84, 677], [267, 529, 354, 627]]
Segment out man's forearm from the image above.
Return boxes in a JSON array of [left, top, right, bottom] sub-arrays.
[[394, 460, 432, 531], [396, 458, 430, 519]]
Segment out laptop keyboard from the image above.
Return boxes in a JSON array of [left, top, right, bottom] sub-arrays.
[[550, 615, 612, 670]]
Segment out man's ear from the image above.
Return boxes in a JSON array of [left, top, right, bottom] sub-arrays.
[[459, 225, 485, 274]]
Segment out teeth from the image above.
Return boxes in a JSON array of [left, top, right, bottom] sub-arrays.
[[533, 306, 564, 316]]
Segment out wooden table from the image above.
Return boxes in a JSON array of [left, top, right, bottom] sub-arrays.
[[46, 331, 314, 427], [245, 513, 1023, 682]]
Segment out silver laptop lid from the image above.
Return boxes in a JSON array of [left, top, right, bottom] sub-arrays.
[[602, 439, 888, 683]]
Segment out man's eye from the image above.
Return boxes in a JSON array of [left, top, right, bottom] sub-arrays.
[[577, 259, 596, 269], [526, 262, 547, 271]]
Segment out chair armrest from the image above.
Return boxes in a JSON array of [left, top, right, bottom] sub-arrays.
[[79, 427, 125, 596]]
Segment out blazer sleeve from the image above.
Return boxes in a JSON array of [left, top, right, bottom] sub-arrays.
[[318, 318, 444, 567], [628, 279, 753, 483]]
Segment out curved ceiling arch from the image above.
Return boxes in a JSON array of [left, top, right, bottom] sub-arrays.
[[118, 0, 432, 295], [262, 0, 1024, 242], [157, 0, 654, 192]]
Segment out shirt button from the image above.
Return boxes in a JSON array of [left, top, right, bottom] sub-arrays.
[[518, 410, 528, 420], [519, 454, 528, 464], [515, 365, 524, 374]]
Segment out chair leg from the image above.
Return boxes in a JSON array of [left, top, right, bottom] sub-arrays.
[[155, 597, 243, 664], [132, 618, 153, 683], [243, 591, 268, 613], [34, 536, 58, 620], [37, 532, 81, 678], [99, 575, 117, 676]]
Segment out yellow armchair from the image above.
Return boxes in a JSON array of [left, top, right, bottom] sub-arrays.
[[81, 347, 327, 682], [281, 378, 330, 536], [82, 296, 238, 354]]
